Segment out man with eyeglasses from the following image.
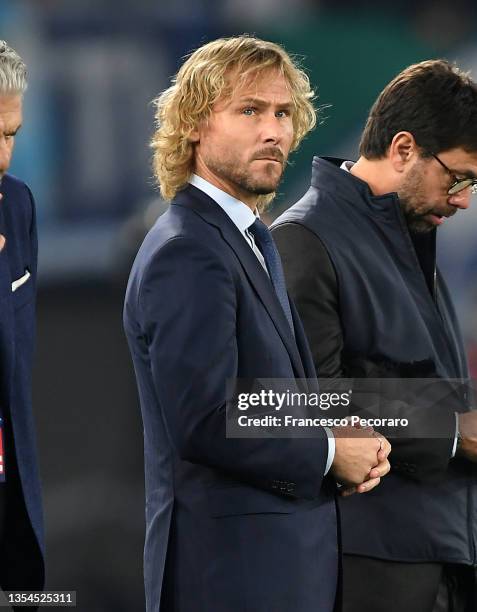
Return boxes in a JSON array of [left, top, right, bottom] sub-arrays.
[[272, 59, 477, 612]]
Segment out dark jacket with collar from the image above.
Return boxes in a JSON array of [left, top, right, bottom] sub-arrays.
[[123, 184, 338, 612], [272, 156, 476, 565], [0, 174, 44, 592]]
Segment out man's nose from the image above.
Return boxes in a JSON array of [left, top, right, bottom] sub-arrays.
[[0, 142, 11, 176], [0, 157, 10, 178], [261, 113, 282, 143], [448, 187, 472, 210]]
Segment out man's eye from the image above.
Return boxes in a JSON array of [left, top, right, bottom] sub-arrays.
[[276, 110, 290, 118], [242, 108, 256, 116]]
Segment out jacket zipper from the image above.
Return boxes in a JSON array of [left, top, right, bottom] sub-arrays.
[[433, 266, 437, 303]]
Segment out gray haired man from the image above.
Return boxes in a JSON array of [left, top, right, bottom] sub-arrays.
[[0, 40, 44, 600]]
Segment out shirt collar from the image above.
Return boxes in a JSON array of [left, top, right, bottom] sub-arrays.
[[340, 160, 354, 173], [189, 174, 257, 232]]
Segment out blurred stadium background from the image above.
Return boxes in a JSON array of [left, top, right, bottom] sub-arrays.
[[3, 0, 477, 609]]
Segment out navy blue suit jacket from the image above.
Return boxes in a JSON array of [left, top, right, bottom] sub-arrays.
[[124, 185, 338, 612], [0, 174, 44, 592]]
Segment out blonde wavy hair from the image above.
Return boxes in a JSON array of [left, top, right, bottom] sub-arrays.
[[151, 35, 316, 206]]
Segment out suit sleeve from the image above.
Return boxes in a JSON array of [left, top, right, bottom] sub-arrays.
[[273, 222, 344, 377], [136, 235, 329, 499], [273, 221, 456, 483]]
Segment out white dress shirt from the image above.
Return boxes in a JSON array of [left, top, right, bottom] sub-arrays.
[[189, 174, 268, 272], [189, 174, 335, 474]]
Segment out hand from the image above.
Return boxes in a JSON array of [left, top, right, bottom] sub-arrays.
[[457, 412, 477, 461], [340, 432, 391, 497], [330, 425, 391, 494]]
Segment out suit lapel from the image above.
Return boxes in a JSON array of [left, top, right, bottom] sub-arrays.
[[174, 186, 306, 378], [0, 201, 15, 403]]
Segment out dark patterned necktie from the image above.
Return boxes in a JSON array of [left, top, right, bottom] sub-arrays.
[[249, 218, 294, 334]]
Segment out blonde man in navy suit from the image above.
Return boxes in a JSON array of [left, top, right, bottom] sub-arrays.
[[124, 35, 391, 612]]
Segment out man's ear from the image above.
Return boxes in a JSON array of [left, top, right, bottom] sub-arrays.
[[388, 131, 418, 173], [189, 127, 200, 143]]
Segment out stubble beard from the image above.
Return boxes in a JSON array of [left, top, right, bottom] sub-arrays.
[[398, 163, 437, 234], [205, 154, 285, 198]]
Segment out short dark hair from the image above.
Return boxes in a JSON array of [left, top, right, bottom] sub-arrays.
[[359, 59, 477, 158]]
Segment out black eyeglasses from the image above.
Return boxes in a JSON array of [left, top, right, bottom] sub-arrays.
[[429, 152, 477, 195]]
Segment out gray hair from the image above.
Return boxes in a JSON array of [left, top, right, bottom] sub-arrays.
[[0, 40, 27, 95]]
